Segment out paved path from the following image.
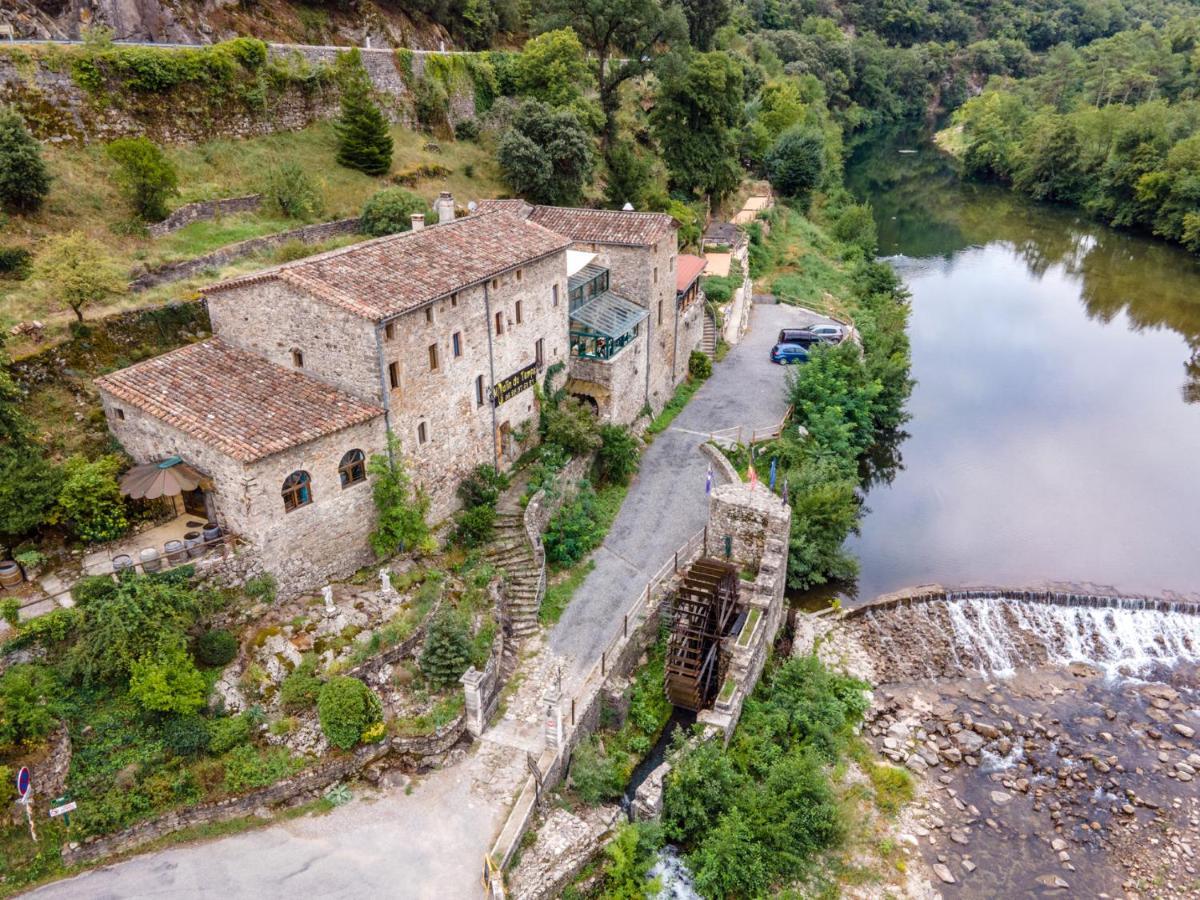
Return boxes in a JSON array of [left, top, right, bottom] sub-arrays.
[[549, 303, 816, 671]]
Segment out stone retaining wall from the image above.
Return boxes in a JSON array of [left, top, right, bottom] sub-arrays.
[[129, 217, 361, 291], [61, 739, 392, 866], [147, 194, 262, 238]]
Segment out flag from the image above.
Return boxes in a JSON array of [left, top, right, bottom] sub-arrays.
[[769, 458, 777, 491], [705, 465, 713, 495], [748, 462, 757, 491]]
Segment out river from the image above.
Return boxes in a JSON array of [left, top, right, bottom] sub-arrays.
[[843, 129, 1200, 603]]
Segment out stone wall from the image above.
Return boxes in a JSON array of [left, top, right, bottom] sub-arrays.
[[60, 738, 393, 867], [382, 248, 570, 522], [0, 43, 492, 145], [568, 340, 650, 426], [129, 217, 362, 292], [147, 194, 262, 238]]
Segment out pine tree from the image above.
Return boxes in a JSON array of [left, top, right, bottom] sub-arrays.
[[334, 49, 393, 177], [0, 108, 51, 213], [419, 608, 472, 688]]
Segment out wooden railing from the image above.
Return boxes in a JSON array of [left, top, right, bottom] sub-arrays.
[[707, 405, 793, 447]]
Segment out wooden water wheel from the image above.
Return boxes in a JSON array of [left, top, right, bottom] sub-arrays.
[[665, 558, 742, 710]]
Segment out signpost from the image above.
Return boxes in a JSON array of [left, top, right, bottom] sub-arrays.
[[49, 797, 77, 827], [492, 362, 538, 407], [15, 767, 36, 842]]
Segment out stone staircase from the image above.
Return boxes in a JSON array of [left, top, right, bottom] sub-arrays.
[[488, 508, 544, 642], [701, 308, 718, 358]]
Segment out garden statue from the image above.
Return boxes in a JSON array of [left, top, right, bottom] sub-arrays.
[[322, 584, 335, 614], [379, 567, 395, 598]]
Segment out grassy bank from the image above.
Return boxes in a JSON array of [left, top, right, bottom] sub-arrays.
[[1, 120, 504, 353]]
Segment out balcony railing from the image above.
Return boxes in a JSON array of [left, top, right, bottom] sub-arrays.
[[570, 326, 639, 361]]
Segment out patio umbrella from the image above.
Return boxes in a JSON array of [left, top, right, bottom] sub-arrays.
[[119, 457, 204, 500]]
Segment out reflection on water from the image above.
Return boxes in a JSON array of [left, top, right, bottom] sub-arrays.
[[844, 129, 1200, 601]]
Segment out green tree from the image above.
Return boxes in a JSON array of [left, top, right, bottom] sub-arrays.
[[335, 48, 394, 176], [0, 108, 51, 214], [368, 435, 430, 558], [72, 572, 201, 683], [1013, 112, 1086, 204], [601, 822, 663, 898], [603, 141, 656, 210], [539, 0, 687, 143], [420, 607, 472, 688], [128, 638, 208, 716], [0, 446, 60, 549], [53, 454, 128, 542], [498, 100, 595, 205], [595, 424, 639, 486], [662, 737, 743, 845], [317, 676, 384, 750], [765, 124, 826, 201], [32, 231, 125, 322], [514, 28, 594, 107], [360, 188, 431, 237], [651, 52, 745, 202], [680, 0, 731, 51], [105, 137, 178, 222], [0, 664, 62, 749], [263, 162, 324, 221], [542, 395, 601, 454]]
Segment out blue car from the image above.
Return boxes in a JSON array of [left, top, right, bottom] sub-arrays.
[[771, 342, 809, 365]]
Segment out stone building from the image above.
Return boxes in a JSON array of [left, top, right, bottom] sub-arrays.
[[476, 201, 701, 423], [96, 199, 695, 596]]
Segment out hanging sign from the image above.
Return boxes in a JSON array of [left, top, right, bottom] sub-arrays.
[[492, 362, 538, 407]]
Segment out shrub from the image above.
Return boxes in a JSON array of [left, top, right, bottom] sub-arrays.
[[688, 350, 712, 381], [262, 162, 324, 220], [497, 99, 594, 206], [0, 596, 19, 626], [689, 808, 770, 900], [317, 676, 383, 750], [413, 76, 449, 130], [454, 119, 480, 141], [419, 607, 472, 689], [208, 713, 252, 753], [162, 715, 211, 757], [569, 734, 626, 803], [279, 659, 322, 712], [0, 108, 51, 213], [542, 396, 600, 455], [457, 463, 509, 509], [601, 822, 664, 898], [0, 664, 62, 749], [360, 187, 430, 237], [335, 48, 393, 176], [223, 744, 297, 792], [0, 247, 32, 279], [195, 629, 238, 668], [662, 738, 743, 845], [53, 454, 128, 542], [105, 136, 178, 221], [454, 503, 497, 549], [544, 481, 604, 568], [595, 425, 639, 487], [243, 573, 277, 604], [128, 639, 209, 715]]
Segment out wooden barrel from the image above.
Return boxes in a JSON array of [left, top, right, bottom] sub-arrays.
[[0, 560, 22, 588]]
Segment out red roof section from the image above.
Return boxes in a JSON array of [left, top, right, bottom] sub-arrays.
[[96, 340, 383, 463], [203, 211, 571, 322], [676, 254, 707, 292]]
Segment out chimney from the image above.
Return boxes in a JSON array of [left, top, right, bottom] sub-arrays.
[[435, 191, 455, 225], [410, 213, 425, 231]]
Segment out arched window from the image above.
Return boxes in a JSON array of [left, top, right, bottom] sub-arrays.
[[338, 449, 366, 488], [282, 471, 313, 512]]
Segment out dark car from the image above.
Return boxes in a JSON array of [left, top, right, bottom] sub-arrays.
[[770, 343, 809, 365], [777, 324, 844, 347], [777, 327, 822, 347]]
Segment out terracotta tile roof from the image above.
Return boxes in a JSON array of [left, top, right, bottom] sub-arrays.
[[473, 198, 533, 217], [95, 339, 383, 463], [203, 211, 571, 322], [676, 254, 707, 292], [522, 205, 677, 247]]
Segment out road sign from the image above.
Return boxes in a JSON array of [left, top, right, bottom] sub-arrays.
[[48, 801, 77, 818], [16, 766, 30, 799]]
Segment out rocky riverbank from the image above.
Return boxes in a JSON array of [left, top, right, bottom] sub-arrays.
[[863, 664, 1200, 897]]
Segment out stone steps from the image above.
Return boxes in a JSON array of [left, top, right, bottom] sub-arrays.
[[485, 507, 544, 639]]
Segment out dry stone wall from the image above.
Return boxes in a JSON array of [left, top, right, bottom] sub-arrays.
[[146, 194, 262, 238]]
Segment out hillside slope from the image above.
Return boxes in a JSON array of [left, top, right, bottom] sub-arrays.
[[1, 0, 454, 48]]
